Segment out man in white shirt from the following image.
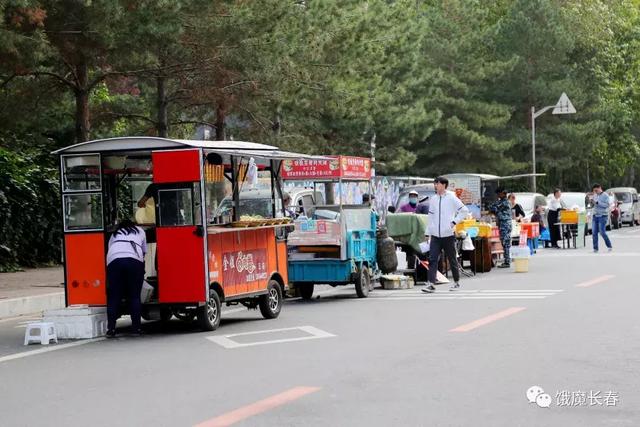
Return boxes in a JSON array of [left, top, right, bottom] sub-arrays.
[[422, 176, 470, 293]]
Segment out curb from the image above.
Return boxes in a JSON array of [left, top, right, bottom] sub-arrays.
[[0, 292, 65, 319]]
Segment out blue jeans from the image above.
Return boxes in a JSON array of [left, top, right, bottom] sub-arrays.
[[592, 216, 612, 251]]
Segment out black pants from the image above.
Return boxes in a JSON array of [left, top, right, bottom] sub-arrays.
[[548, 210, 560, 247], [428, 236, 459, 284], [107, 257, 144, 331]]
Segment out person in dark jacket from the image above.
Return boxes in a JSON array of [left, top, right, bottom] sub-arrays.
[[490, 188, 512, 268]]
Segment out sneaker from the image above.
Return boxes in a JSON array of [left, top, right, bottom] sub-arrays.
[[421, 284, 436, 293], [449, 282, 460, 291], [593, 249, 599, 253], [608, 247, 613, 252], [498, 263, 511, 269], [105, 330, 116, 339]]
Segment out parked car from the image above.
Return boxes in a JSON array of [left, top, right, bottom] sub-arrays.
[[394, 184, 436, 211], [511, 192, 547, 221], [286, 187, 325, 217], [606, 187, 640, 226]]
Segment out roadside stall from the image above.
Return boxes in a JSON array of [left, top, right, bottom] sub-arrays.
[[444, 173, 545, 265], [282, 156, 377, 299], [54, 136, 319, 332]]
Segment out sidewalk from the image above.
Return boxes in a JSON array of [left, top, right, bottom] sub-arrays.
[[0, 266, 65, 319]]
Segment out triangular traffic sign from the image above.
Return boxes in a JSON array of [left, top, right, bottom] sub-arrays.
[[552, 92, 576, 114]]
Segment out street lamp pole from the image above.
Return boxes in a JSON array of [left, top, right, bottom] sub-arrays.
[[530, 93, 576, 193]]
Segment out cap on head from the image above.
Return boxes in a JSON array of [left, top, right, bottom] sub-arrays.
[[409, 190, 419, 196]]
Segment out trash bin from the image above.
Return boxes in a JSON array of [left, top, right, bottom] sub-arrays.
[[511, 247, 530, 273]]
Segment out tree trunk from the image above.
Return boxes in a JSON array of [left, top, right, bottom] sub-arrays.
[[215, 102, 226, 140], [74, 61, 90, 143], [156, 76, 168, 138]]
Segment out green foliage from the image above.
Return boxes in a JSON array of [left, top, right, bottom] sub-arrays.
[[2, 0, 640, 267], [0, 139, 61, 271]]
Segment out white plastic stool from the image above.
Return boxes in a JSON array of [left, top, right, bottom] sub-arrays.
[[24, 322, 58, 345]]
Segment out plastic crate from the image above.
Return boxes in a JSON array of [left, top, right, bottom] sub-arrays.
[[477, 224, 492, 238], [521, 222, 540, 238], [347, 230, 376, 262], [560, 210, 578, 223]]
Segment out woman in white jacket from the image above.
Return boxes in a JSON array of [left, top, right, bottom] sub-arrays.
[[422, 177, 469, 293]]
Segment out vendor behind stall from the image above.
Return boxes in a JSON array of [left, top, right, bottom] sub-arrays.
[[508, 193, 525, 222]]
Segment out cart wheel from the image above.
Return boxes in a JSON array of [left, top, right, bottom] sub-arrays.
[[259, 280, 283, 319], [173, 309, 196, 323], [355, 266, 371, 298], [299, 283, 314, 300], [159, 307, 173, 322], [197, 291, 221, 331]]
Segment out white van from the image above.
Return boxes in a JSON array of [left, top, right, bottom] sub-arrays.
[[606, 187, 640, 226]]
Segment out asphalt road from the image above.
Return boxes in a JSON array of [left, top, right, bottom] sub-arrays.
[[1, 227, 640, 426]]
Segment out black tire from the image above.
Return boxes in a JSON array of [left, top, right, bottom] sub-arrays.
[[355, 266, 371, 298], [259, 280, 283, 319], [159, 307, 173, 322], [197, 291, 221, 331], [173, 309, 196, 323], [299, 283, 314, 300]]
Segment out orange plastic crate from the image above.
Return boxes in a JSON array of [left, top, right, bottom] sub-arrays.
[[521, 222, 540, 238], [560, 210, 578, 224]]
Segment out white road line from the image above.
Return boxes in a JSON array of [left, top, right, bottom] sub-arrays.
[[0, 338, 105, 364], [206, 325, 335, 349], [368, 296, 549, 301]]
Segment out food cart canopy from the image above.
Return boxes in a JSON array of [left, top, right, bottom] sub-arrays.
[[444, 173, 545, 181], [52, 136, 279, 154], [281, 155, 372, 181]]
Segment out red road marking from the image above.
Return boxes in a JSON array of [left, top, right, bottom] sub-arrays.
[[450, 307, 526, 332], [575, 275, 616, 288], [194, 386, 321, 427]]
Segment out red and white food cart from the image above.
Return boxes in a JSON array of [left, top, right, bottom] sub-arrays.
[[53, 137, 318, 331]]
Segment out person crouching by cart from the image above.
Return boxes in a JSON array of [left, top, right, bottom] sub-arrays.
[[106, 219, 147, 338], [422, 176, 469, 293], [490, 188, 512, 268]]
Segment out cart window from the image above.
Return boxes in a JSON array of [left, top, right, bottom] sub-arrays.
[[62, 155, 101, 192], [158, 188, 196, 226], [63, 193, 104, 231]]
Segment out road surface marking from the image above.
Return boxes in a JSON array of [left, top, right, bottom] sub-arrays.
[[0, 338, 105, 364], [207, 326, 335, 349], [194, 386, 320, 427], [366, 289, 563, 301], [450, 307, 526, 332], [575, 275, 616, 288]]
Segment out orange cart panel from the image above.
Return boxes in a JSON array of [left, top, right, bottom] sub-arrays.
[[64, 233, 107, 305], [208, 228, 278, 298], [157, 226, 206, 303]]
